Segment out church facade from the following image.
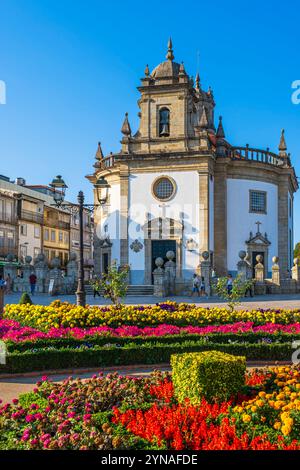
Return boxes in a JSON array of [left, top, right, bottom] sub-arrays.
[[87, 40, 298, 292]]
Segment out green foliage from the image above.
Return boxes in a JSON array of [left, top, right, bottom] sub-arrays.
[[19, 292, 33, 305], [214, 275, 253, 312], [90, 264, 130, 305], [18, 391, 48, 411], [294, 242, 300, 262], [171, 350, 246, 404], [0, 340, 291, 374]]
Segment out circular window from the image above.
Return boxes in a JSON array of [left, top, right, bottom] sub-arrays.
[[152, 177, 176, 201]]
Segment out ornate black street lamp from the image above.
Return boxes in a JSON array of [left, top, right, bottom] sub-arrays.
[[50, 175, 110, 306]]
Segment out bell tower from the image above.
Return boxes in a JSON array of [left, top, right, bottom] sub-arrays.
[[129, 39, 216, 154]]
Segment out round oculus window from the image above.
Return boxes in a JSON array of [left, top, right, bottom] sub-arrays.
[[152, 177, 176, 201]]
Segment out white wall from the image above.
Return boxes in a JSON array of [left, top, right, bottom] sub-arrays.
[[128, 170, 200, 283], [227, 179, 278, 273], [19, 222, 42, 260], [99, 183, 120, 264], [288, 192, 294, 270]]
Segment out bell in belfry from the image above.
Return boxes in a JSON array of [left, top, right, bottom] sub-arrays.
[[160, 124, 169, 136]]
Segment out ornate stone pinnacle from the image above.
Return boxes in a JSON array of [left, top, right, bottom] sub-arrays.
[[121, 112, 132, 136], [144, 64, 150, 76], [216, 116, 225, 139], [166, 37, 174, 61], [195, 72, 200, 90], [279, 128, 287, 153], [199, 105, 208, 128], [179, 62, 185, 74], [95, 141, 104, 160]]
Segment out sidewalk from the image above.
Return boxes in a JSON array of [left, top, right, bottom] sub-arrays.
[[4, 292, 300, 309], [0, 361, 291, 405]]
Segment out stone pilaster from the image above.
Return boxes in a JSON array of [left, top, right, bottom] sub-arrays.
[[292, 259, 300, 282], [214, 160, 228, 276], [120, 165, 129, 273], [271, 257, 280, 286], [278, 176, 289, 275], [198, 170, 210, 255]]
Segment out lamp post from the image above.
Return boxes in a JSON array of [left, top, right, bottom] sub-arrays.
[[50, 175, 110, 306]]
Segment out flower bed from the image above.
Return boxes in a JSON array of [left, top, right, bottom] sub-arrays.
[[2, 302, 300, 372], [4, 301, 300, 329], [1, 366, 300, 450]]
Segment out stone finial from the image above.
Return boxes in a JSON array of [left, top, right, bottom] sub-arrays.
[[207, 86, 214, 98], [199, 106, 208, 129], [166, 250, 175, 261], [278, 129, 287, 156], [216, 116, 225, 139], [179, 62, 186, 75], [195, 72, 200, 90], [144, 64, 150, 77], [202, 251, 210, 261], [294, 257, 300, 266], [239, 250, 247, 260], [25, 255, 32, 265], [155, 257, 164, 268], [272, 256, 279, 264], [6, 253, 14, 263], [95, 142, 104, 161], [121, 112, 132, 136], [166, 37, 174, 61], [256, 254, 263, 264]]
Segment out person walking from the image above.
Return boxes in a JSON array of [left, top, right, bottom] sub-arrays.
[[226, 274, 233, 295], [29, 272, 37, 296], [5, 274, 12, 294], [200, 276, 207, 298], [191, 273, 200, 297]]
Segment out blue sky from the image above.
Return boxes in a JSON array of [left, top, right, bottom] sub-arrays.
[[0, 0, 299, 242]]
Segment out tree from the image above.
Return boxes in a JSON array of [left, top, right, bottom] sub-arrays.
[[90, 264, 130, 305], [294, 242, 300, 262], [19, 292, 33, 305], [213, 275, 253, 312]]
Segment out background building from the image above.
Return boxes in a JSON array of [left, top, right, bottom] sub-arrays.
[[0, 176, 93, 278]]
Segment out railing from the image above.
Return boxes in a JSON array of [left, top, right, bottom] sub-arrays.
[[0, 213, 17, 224], [229, 146, 285, 167], [101, 155, 115, 169], [0, 244, 18, 258], [44, 218, 70, 230], [20, 210, 44, 224]]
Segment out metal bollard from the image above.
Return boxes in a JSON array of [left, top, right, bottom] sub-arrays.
[[0, 287, 4, 317]]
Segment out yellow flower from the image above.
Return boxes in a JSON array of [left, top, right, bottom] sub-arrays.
[[273, 421, 281, 430], [242, 414, 251, 423]]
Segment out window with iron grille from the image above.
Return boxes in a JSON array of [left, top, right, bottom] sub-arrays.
[[249, 190, 267, 214], [153, 177, 176, 201]]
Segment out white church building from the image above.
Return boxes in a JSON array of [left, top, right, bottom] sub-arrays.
[[87, 40, 298, 293]]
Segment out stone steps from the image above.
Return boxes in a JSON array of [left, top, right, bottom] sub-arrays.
[[84, 284, 154, 296]]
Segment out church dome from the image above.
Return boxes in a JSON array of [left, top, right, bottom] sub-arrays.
[[150, 38, 184, 80], [151, 60, 181, 78]]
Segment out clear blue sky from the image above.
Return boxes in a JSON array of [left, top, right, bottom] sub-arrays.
[[1, 0, 299, 243]]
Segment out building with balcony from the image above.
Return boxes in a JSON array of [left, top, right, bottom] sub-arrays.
[[87, 40, 298, 290], [0, 177, 93, 274]]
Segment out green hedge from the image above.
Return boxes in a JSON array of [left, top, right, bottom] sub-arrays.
[[5, 331, 298, 353], [171, 351, 246, 404], [0, 340, 294, 374]]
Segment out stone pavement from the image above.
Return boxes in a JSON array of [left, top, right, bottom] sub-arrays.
[[3, 292, 300, 309], [0, 361, 290, 405]]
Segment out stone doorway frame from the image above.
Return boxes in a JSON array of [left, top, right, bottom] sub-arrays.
[[142, 217, 183, 285], [245, 231, 270, 278]]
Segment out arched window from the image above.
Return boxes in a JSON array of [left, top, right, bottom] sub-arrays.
[[159, 108, 170, 136]]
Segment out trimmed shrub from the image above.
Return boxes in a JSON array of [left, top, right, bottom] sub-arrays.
[[171, 350, 246, 404], [19, 293, 33, 305]]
